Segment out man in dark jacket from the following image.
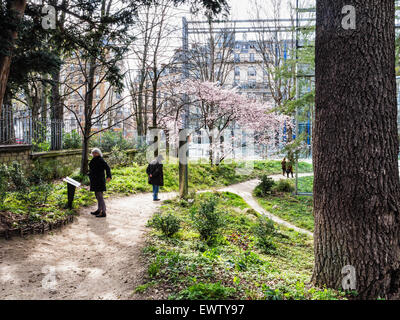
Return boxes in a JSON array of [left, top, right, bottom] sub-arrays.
[[146, 155, 164, 201], [89, 148, 112, 218]]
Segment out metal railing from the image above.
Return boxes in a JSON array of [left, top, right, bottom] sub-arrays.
[[0, 108, 80, 149]]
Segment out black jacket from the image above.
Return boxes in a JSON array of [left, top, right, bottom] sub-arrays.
[[146, 161, 164, 187], [89, 156, 112, 192]]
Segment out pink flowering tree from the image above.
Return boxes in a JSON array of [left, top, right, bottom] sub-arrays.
[[174, 79, 289, 165]]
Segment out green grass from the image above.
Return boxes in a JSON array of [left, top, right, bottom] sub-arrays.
[[137, 192, 344, 300], [298, 176, 314, 193], [1, 160, 313, 233], [255, 176, 315, 232], [256, 194, 314, 232]]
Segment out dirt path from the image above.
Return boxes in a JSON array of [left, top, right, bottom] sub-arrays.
[[0, 173, 313, 300], [0, 192, 176, 300], [218, 173, 314, 237]]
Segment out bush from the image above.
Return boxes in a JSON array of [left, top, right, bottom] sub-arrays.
[[176, 282, 236, 300], [8, 162, 29, 192], [63, 130, 82, 150], [32, 140, 51, 152], [150, 212, 181, 237], [29, 160, 72, 183], [106, 146, 130, 168], [273, 179, 295, 193], [132, 146, 148, 166], [191, 196, 225, 244], [252, 216, 277, 253], [254, 175, 275, 197], [93, 131, 133, 153], [0, 164, 10, 207]]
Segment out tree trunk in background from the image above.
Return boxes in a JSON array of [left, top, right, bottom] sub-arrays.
[[80, 58, 96, 175], [51, 67, 63, 150], [313, 0, 400, 299], [0, 0, 26, 114], [0, 90, 15, 144]]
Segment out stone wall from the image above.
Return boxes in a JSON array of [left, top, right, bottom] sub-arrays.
[[31, 149, 82, 174], [0, 145, 32, 170], [0, 145, 138, 174]]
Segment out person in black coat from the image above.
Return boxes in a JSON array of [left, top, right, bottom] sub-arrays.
[[146, 155, 164, 201], [89, 148, 112, 218]]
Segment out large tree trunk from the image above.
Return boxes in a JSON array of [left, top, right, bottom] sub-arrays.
[[313, 0, 400, 299], [0, 0, 26, 114]]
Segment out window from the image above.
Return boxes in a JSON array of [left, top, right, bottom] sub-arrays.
[[234, 66, 240, 77], [235, 43, 241, 50], [250, 53, 255, 62], [234, 53, 240, 63], [248, 66, 256, 77], [241, 44, 249, 53], [217, 53, 222, 60], [248, 80, 256, 88], [96, 88, 100, 99]]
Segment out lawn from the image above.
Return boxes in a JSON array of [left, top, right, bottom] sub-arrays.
[[255, 176, 315, 232], [0, 160, 313, 236], [134, 192, 344, 300], [297, 176, 314, 193]]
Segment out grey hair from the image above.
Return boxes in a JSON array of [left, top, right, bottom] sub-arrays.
[[91, 148, 103, 157]]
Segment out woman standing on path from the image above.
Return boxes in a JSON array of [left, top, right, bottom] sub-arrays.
[[146, 155, 164, 202], [281, 157, 287, 176], [89, 148, 112, 218]]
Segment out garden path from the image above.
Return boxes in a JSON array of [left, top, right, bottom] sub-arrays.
[[0, 173, 312, 299]]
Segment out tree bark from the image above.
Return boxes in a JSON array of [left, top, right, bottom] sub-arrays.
[[50, 66, 64, 150], [0, 0, 27, 114], [313, 0, 400, 299], [80, 58, 96, 175]]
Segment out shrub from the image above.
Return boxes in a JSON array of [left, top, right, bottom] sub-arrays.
[[254, 175, 275, 197], [106, 146, 130, 168], [252, 216, 277, 253], [273, 179, 295, 193], [93, 131, 133, 153], [150, 212, 181, 237], [8, 162, 29, 192], [32, 140, 50, 152], [132, 146, 148, 166], [63, 130, 82, 150], [234, 251, 263, 271], [191, 196, 224, 244], [29, 160, 72, 183], [176, 282, 236, 300], [0, 164, 10, 207]]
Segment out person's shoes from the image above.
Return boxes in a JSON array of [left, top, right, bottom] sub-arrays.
[[96, 212, 107, 218], [153, 199, 161, 202], [91, 210, 100, 215]]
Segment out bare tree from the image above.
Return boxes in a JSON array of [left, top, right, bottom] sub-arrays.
[[250, 0, 297, 142]]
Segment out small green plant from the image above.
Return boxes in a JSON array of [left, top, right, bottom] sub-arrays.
[[176, 282, 236, 300], [262, 285, 284, 300], [0, 164, 10, 208], [254, 175, 275, 197], [234, 251, 263, 271], [273, 179, 295, 193], [63, 130, 82, 150], [252, 216, 277, 253], [150, 212, 181, 237], [8, 162, 29, 192], [191, 196, 225, 244]]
